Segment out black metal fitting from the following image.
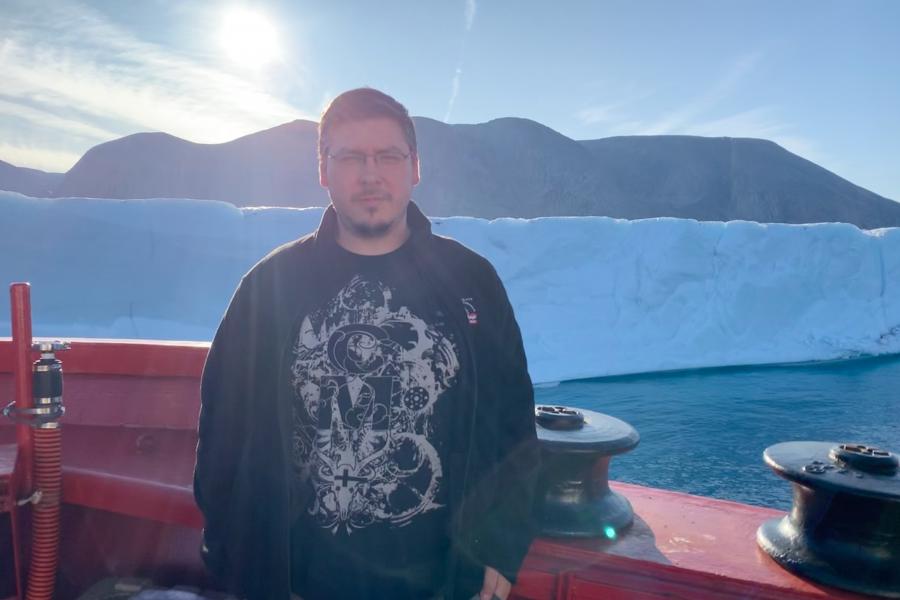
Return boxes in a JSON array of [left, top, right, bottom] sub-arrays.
[[830, 444, 899, 475], [535, 405, 585, 430], [757, 441, 900, 598], [1, 340, 69, 428], [534, 406, 639, 538]]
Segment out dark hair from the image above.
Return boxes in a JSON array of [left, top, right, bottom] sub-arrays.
[[318, 88, 417, 159]]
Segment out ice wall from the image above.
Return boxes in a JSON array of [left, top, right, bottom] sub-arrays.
[[2, 191, 899, 383]]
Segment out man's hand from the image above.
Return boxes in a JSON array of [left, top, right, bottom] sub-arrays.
[[477, 566, 512, 600]]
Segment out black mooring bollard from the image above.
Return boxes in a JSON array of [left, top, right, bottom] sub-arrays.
[[757, 441, 900, 598], [534, 405, 639, 539]]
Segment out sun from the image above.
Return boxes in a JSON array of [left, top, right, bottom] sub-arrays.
[[220, 8, 281, 68]]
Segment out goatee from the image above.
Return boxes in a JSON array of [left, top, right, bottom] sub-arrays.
[[335, 209, 395, 238], [346, 219, 393, 238]]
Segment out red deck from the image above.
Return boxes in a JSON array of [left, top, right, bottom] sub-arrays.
[[0, 338, 874, 599]]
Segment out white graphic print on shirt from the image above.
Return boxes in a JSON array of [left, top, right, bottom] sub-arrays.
[[290, 276, 460, 535]]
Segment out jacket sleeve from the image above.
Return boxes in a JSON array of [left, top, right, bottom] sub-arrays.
[[466, 268, 542, 584], [193, 273, 291, 599]]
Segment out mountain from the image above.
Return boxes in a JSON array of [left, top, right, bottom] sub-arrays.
[[417, 118, 900, 227], [55, 120, 327, 207], [2, 118, 899, 228], [0, 160, 64, 198], [577, 135, 900, 227]]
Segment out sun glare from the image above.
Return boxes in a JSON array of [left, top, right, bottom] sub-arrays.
[[220, 8, 281, 68]]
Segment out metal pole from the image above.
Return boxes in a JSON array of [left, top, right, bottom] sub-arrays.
[[9, 282, 34, 600], [10, 282, 34, 494]]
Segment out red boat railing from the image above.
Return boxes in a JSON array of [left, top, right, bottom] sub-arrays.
[[0, 281, 883, 599], [2, 335, 879, 599]]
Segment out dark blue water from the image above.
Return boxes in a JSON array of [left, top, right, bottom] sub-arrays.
[[534, 355, 900, 510]]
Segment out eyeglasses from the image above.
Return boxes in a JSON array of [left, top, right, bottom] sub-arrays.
[[327, 149, 411, 171]]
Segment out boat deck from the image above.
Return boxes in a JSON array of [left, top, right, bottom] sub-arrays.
[[0, 339, 877, 599]]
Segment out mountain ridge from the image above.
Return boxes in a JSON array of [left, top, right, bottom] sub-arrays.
[[2, 118, 898, 229]]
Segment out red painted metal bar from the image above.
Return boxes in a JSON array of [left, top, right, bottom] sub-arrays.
[[9, 283, 33, 600], [9, 284, 33, 495], [0, 339, 208, 379]]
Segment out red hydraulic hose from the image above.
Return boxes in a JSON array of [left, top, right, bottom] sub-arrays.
[[25, 428, 62, 600], [10, 283, 62, 600]]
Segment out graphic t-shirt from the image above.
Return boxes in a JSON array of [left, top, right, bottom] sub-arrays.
[[288, 241, 461, 599]]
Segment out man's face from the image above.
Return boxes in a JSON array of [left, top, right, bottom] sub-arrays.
[[319, 117, 420, 240]]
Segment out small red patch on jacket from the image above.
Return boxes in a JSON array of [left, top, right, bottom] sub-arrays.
[[462, 298, 478, 325]]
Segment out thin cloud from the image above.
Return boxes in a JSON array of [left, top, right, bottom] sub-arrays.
[[688, 107, 822, 163], [576, 54, 816, 148], [689, 106, 787, 138], [604, 103, 822, 164], [609, 120, 647, 135], [0, 142, 83, 173], [0, 0, 308, 170], [444, 68, 463, 123], [0, 98, 120, 142], [465, 0, 477, 31], [576, 104, 619, 125], [574, 85, 655, 131], [444, 0, 477, 122], [639, 52, 763, 135], [572, 57, 822, 164]]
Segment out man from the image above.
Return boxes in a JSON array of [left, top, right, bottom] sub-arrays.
[[194, 88, 540, 600]]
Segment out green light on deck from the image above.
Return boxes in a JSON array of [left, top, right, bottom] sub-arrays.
[[603, 525, 617, 540]]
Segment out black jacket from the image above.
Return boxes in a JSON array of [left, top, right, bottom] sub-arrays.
[[194, 202, 541, 599]]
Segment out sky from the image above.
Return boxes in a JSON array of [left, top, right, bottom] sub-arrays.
[[1, 0, 899, 201]]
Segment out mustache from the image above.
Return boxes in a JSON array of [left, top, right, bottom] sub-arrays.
[[352, 190, 391, 201]]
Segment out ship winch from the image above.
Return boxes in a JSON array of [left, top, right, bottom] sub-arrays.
[[757, 441, 900, 598], [533, 405, 639, 538]]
